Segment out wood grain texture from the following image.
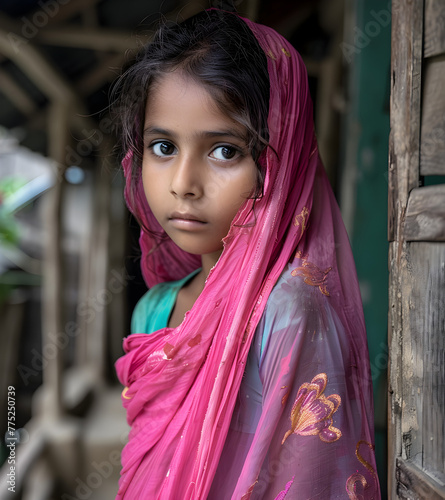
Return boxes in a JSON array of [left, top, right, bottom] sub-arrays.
[[409, 243, 445, 483], [424, 0, 445, 58], [404, 185, 445, 240], [388, 1, 425, 496], [388, 0, 423, 242], [41, 102, 70, 419], [391, 243, 445, 498], [397, 459, 445, 499], [420, 55, 445, 175]]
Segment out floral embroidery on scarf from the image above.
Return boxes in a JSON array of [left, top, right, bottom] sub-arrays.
[[293, 206, 309, 233], [241, 481, 258, 500], [355, 440, 376, 475], [266, 48, 276, 60], [345, 440, 377, 499], [187, 334, 201, 347], [122, 387, 132, 400], [281, 47, 291, 58], [281, 385, 289, 406], [282, 373, 341, 444], [346, 473, 368, 500], [291, 255, 332, 296], [163, 342, 175, 360], [274, 475, 295, 499]]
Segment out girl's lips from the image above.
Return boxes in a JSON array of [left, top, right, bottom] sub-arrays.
[[168, 212, 207, 230], [169, 212, 206, 222]]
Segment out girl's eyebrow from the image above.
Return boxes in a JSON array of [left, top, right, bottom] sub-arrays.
[[143, 125, 247, 142], [143, 126, 173, 138]]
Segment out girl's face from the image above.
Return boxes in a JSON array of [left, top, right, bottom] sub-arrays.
[[142, 71, 257, 261]]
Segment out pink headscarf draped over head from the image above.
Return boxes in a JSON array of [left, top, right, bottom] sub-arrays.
[[116, 11, 380, 500]]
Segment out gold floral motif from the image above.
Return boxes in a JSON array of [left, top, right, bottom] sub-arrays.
[[281, 385, 288, 404], [122, 387, 132, 400], [242, 324, 251, 343], [291, 256, 332, 296], [281, 392, 289, 406], [356, 440, 376, 475], [163, 342, 174, 360], [266, 49, 276, 60], [281, 47, 291, 57], [345, 440, 377, 499], [293, 206, 309, 233], [241, 481, 258, 500], [282, 373, 341, 444], [346, 473, 368, 500], [187, 334, 201, 347]]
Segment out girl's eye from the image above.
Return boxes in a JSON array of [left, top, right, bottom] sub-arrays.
[[151, 141, 176, 157], [210, 146, 239, 161]]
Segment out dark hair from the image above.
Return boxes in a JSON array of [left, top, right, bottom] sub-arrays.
[[112, 9, 270, 201]]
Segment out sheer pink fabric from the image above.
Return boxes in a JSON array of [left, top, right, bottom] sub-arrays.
[[115, 13, 380, 500]]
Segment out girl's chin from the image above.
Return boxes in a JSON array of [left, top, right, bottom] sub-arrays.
[[168, 236, 224, 259]]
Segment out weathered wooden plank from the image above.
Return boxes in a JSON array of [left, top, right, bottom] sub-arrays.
[[388, 1, 425, 497], [420, 55, 445, 175], [41, 102, 71, 420], [35, 27, 140, 52], [0, 68, 37, 115], [390, 241, 445, 497], [404, 185, 445, 240], [424, 0, 445, 58], [388, 0, 423, 242], [388, 241, 404, 494], [397, 459, 445, 499], [411, 243, 445, 481], [410, 243, 445, 484], [86, 164, 111, 379], [0, 29, 75, 102], [389, 2, 445, 498]]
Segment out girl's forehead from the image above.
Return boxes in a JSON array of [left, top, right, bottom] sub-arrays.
[[147, 71, 208, 106], [144, 71, 247, 138]]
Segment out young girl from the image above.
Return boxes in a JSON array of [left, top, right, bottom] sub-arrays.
[[113, 9, 380, 500]]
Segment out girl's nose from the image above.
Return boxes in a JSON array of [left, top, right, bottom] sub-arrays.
[[169, 154, 203, 199]]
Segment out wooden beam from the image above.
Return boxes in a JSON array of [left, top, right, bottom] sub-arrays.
[[29, 0, 103, 27], [404, 185, 445, 241], [41, 102, 71, 420], [388, 0, 423, 242], [0, 68, 36, 115], [424, 0, 445, 58], [76, 52, 129, 95], [388, 1, 425, 497], [84, 164, 111, 379], [420, 55, 445, 176], [0, 27, 94, 132], [34, 27, 144, 52], [0, 29, 76, 103], [397, 459, 445, 499]]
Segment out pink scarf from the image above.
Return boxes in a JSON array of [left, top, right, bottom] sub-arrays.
[[116, 13, 380, 499]]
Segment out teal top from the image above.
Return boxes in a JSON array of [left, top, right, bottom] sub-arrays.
[[131, 268, 201, 334], [131, 268, 270, 357]]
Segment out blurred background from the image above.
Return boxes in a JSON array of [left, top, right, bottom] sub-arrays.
[[0, 0, 390, 498]]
